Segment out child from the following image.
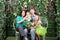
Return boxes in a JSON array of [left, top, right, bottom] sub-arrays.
[[33, 15, 40, 40], [33, 15, 47, 40], [33, 15, 40, 28], [26, 12, 31, 21]]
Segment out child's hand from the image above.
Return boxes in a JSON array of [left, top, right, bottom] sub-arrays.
[[25, 18, 28, 20]]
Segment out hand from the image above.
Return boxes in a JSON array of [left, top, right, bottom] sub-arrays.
[[25, 17, 28, 20], [23, 16, 27, 20], [25, 15, 28, 18], [32, 23, 34, 26]]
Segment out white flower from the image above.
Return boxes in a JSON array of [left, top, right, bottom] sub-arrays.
[[24, 2, 27, 5], [29, 0, 31, 2], [24, 5, 27, 7], [27, 15, 31, 21], [13, 13, 17, 16]]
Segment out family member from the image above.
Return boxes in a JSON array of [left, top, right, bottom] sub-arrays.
[[16, 11, 28, 40]]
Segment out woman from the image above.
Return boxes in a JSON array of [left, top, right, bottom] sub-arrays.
[[16, 11, 28, 40]]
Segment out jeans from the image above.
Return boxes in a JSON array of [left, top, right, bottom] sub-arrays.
[[24, 28, 28, 37], [30, 27, 35, 40], [16, 27, 25, 36], [16, 27, 28, 40], [24, 27, 35, 40]]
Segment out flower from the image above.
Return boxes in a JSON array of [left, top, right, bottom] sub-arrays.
[[25, 21, 32, 27]]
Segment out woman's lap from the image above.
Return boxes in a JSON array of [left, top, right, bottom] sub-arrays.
[[16, 27, 25, 36]]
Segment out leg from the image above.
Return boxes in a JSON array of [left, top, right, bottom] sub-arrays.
[[17, 27, 25, 40], [30, 28, 35, 40], [24, 28, 28, 37], [18, 27, 25, 36], [24, 28, 28, 40], [35, 33, 40, 40]]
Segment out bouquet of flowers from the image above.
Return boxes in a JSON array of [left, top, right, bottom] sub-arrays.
[[25, 21, 32, 28]]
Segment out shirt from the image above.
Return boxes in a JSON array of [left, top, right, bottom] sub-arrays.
[[31, 15, 42, 24], [16, 16, 26, 27], [30, 14, 36, 22]]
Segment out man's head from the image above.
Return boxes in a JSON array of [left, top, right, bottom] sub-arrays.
[[30, 8, 35, 15]]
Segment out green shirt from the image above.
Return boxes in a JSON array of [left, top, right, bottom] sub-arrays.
[[16, 16, 26, 27]]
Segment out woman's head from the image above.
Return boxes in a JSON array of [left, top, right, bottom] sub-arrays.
[[22, 11, 26, 17], [20, 11, 26, 17]]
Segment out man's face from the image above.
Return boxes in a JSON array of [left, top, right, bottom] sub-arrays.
[[30, 9, 35, 15]]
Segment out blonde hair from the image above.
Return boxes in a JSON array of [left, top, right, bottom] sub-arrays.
[[34, 15, 39, 26]]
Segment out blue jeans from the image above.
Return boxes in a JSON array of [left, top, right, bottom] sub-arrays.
[[16, 27, 25, 36], [24, 28, 35, 40], [30, 27, 35, 40], [24, 28, 28, 37], [16, 27, 28, 40]]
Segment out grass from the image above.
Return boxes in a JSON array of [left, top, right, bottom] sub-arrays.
[[45, 37, 57, 40], [6, 36, 16, 40], [6, 36, 58, 40]]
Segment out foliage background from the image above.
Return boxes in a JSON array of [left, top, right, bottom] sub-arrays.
[[0, 0, 60, 40]]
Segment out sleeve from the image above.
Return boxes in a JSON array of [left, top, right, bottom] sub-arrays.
[[16, 16, 22, 23]]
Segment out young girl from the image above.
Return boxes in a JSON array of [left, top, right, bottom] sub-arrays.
[[33, 15, 40, 28], [26, 12, 31, 21], [34, 15, 46, 40], [33, 15, 40, 40]]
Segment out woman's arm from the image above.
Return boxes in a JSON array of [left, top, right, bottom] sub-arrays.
[[17, 18, 25, 23], [17, 16, 27, 23]]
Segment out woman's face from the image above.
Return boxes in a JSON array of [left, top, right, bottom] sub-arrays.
[[22, 11, 25, 17]]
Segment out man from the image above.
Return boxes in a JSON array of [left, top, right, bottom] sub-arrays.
[[30, 8, 36, 40], [30, 8, 42, 40]]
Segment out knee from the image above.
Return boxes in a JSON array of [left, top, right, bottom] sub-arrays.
[[30, 28, 35, 33], [24, 28, 28, 33]]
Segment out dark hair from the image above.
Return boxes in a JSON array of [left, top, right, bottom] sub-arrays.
[[35, 12, 39, 15], [19, 10, 27, 17]]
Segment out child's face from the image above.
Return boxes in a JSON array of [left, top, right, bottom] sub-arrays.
[[27, 12, 30, 15], [34, 15, 39, 21]]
